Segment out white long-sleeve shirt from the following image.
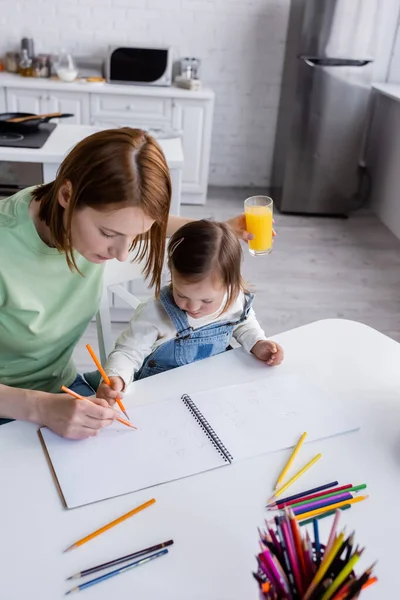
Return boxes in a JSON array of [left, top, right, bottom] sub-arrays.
[[105, 290, 267, 387]]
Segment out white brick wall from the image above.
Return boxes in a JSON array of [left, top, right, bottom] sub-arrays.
[[0, 0, 290, 187]]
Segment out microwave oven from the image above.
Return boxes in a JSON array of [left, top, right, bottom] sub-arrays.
[[106, 46, 173, 86]]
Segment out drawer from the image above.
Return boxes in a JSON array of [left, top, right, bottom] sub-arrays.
[[90, 94, 172, 123]]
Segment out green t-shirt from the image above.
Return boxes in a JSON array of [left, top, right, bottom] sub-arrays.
[[0, 187, 104, 393]]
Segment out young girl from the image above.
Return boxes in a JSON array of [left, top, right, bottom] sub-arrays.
[[98, 220, 284, 403]]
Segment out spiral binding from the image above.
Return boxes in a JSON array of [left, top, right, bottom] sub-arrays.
[[182, 394, 233, 464]]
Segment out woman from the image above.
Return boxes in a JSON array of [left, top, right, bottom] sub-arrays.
[[0, 127, 250, 440]]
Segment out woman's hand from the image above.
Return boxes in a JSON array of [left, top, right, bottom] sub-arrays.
[[225, 214, 276, 243], [96, 376, 125, 406], [37, 393, 118, 440], [251, 340, 284, 366]]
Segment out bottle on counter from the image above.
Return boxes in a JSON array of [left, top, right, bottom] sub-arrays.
[[18, 49, 33, 77]]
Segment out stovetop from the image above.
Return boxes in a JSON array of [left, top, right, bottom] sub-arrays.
[[0, 123, 57, 148]]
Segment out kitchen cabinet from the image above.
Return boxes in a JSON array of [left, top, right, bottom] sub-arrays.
[[0, 73, 214, 205], [6, 87, 89, 124]]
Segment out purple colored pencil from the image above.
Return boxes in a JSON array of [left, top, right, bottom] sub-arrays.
[[293, 493, 354, 516]]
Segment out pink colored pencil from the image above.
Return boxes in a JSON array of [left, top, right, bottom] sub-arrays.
[[325, 509, 342, 555], [281, 518, 304, 596]]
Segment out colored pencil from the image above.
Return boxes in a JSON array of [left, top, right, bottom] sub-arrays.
[[274, 432, 308, 490], [281, 516, 304, 596], [332, 576, 377, 600], [65, 548, 168, 595], [67, 539, 174, 580], [86, 343, 130, 421], [295, 495, 368, 522], [303, 530, 346, 600], [287, 508, 307, 592], [293, 493, 354, 516], [313, 518, 321, 567], [64, 498, 156, 552], [271, 485, 367, 511], [325, 509, 342, 555], [267, 481, 339, 507], [319, 551, 362, 600], [299, 505, 351, 526], [61, 386, 136, 430], [269, 454, 323, 502]]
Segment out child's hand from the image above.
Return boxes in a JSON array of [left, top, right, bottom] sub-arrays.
[[251, 340, 284, 366], [96, 376, 125, 406]]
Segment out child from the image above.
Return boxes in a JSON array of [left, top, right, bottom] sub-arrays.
[[97, 220, 284, 403]]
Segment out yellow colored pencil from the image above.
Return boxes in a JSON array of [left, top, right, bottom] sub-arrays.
[[64, 498, 156, 552], [320, 552, 362, 600], [269, 453, 322, 502], [303, 530, 346, 600], [295, 495, 368, 522], [274, 432, 307, 490]]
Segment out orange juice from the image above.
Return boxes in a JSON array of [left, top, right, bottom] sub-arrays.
[[245, 205, 273, 254]]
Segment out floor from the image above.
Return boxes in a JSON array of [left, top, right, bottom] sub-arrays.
[[73, 187, 400, 373]]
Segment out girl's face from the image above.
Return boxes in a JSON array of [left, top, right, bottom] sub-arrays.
[[171, 270, 226, 319], [70, 205, 154, 264]]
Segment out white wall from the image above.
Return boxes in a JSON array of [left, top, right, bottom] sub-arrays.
[[0, 0, 290, 187]]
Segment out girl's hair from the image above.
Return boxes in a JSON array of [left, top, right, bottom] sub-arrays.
[[32, 127, 171, 295], [167, 219, 246, 310]]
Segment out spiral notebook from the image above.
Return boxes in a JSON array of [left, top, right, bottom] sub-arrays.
[[39, 373, 359, 508]]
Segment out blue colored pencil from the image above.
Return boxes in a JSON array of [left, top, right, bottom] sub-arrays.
[[313, 518, 321, 567], [65, 549, 168, 595], [266, 481, 339, 507]]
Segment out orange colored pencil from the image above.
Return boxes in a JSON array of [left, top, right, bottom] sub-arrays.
[[86, 343, 130, 421], [64, 498, 156, 552], [61, 386, 137, 430]]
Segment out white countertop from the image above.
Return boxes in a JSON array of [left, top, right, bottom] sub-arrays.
[[0, 124, 184, 167], [0, 72, 215, 100], [372, 82, 400, 102]]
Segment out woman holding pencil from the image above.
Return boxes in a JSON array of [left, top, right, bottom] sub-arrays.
[[0, 128, 250, 440]]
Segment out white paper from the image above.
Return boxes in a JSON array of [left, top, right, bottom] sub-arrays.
[[40, 371, 359, 508], [40, 398, 228, 508], [190, 372, 360, 460]]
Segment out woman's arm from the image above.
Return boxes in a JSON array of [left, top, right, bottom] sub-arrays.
[[0, 383, 42, 422], [0, 383, 118, 440], [167, 214, 253, 241]]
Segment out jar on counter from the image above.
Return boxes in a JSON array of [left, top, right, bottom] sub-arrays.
[[18, 49, 33, 77], [5, 52, 19, 73], [32, 54, 51, 78]]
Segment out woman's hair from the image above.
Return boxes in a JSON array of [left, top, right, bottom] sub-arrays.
[[167, 219, 246, 310], [32, 127, 171, 294]]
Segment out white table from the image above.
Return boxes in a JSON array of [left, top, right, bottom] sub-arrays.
[[1, 319, 398, 599], [0, 125, 184, 215]]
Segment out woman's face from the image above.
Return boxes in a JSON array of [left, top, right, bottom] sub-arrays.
[[69, 204, 155, 264]]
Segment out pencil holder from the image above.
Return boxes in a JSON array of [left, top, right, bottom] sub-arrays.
[[255, 511, 376, 600]]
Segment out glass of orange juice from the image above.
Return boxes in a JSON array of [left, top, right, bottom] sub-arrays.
[[244, 196, 273, 256]]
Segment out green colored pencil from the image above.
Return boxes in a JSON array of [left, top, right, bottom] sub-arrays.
[[286, 484, 366, 510]]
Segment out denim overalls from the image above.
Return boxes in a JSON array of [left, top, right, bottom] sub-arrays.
[[135, 286, 254, 381]]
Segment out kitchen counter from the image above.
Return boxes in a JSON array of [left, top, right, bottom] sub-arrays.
[[0, 124, 184, 214], [0, 72, 214, 100], [0, 124, 184, 166], [365, 83, 400, 240], [372, 82, 400, 102]]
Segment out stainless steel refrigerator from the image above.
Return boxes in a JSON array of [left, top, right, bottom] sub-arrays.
[[271, 0, 379, 215]]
